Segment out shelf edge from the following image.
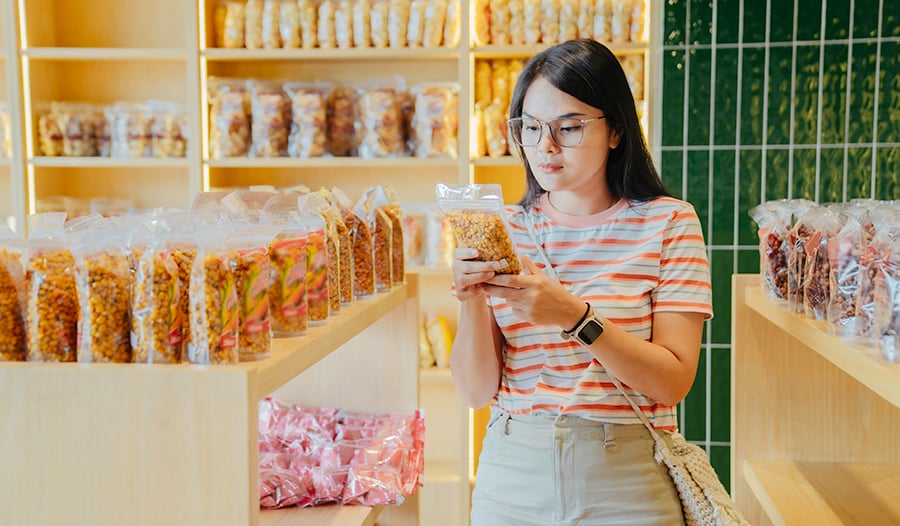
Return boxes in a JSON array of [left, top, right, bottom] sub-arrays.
[[744, 286, 900, 409]]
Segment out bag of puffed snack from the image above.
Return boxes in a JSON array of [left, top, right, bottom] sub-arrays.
[[188, 223, 240, 365], [263, 196, 310, 336], [294, 206, 331, 325], [332, 187, 375, 300], [0, 223, 26, 361], [24, 212, 79, 362], [299, 192, 342, 315], [435, 183, 521, 274]]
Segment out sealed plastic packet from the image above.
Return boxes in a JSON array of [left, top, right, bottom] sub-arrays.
[[208, 77, 251, 158], [73, 220, 133, 364], [409, 82, 459, 159], [435, 183, 522, 274], [358, 188, 393, 292], [188, 224, 239, 365], [263, 208, 309, 337], [131, 228, 184, 364], [284, 81, 331, 158], [874, 224, 900, 363], [249, 79, 291, 158], [323, 188, 354, 305], [24, 213, 80, 362], [228, 222, 277, 361], [332, 188, 375, 300], [0, 223, 26, 361], [295, 207, 331, 326], [299, 192, 342, 315]]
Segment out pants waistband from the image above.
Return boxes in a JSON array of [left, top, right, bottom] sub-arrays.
[[489, 407, 651, 442]]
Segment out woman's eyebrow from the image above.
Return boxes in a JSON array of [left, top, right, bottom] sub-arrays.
[[521, 111, 587, 119]]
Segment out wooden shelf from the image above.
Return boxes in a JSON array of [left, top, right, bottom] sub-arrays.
[[471, 42, 647, 59], [203, 47, 459, 61], [22, 47, 188, 61], [419, 366, 453, 383], [743, 460, 900, 526], [30, 157, 192, 168], [744, 285, 900, 408], [408, 265, 451, 277], [254, 285, 413, 396], [206, 157, 459, 169], [423, 460, 464, 484], [260, 505, 382, 526]]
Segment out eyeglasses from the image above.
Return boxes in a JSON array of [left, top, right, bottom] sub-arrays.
[[507, 116, 607, 148]]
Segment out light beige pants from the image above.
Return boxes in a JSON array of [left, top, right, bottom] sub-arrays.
[[470, 408, 685, 526]]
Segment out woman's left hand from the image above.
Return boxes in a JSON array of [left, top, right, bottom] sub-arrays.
[[484, 256, 585, 329]]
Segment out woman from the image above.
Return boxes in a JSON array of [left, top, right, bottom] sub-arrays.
[[450, 39, 713, 525]]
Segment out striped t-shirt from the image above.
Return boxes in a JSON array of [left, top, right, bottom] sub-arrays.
[[489, 193, 713, 431]]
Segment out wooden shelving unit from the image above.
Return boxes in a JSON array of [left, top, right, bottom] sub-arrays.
[[0, 280, 419, 526], [731, 274, 900, 526]]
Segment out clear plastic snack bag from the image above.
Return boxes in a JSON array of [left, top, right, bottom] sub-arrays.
[[263, 195, 310, 336], [435, 183, 521, 274], [0, 223, 26, 361], [188, 225, 240, 365]]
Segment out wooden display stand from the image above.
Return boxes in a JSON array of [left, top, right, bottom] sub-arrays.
[[731, 274, 900, 525], [0, 278, 420, 526]]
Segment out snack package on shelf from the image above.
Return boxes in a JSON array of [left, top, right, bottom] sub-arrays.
[[332, 188, 375, 300], [388, 0, 411, 47], [592, 0, 611, 41], [148, 100, 189, 158], [299, 192, 342, 315], [410, 82, 459, 159], [295, 208, 331, 325], [261, 0, 283, 49], [630, 0, 647, 42], [483, 99, 508, 158], [318, 0, 338, 48], [489, 0, 510, 44], [36, 103, 64, 157], [523, 0, 541, 43], [352, 0, 372, 47], [245, 0, 265, 49], [621, 55, 645, 103], [874, 224, 900, 362], [221, 0, 246, 47], [610, 0, 630, 42], [279, 0, 302, 48], [425, 313, 453, 367], [263, 197, 310, 337], [378, 187, 405, 285], [443, 0, 460, 47], [188, 224, 240, 365], [131, 222, 186, 364], [108, 102, 152, 158], [298, 0, 319, 47], [541, 0, 561, 45], [284, 81, 331, 158], [326, 86, 357, 156], [472, 0, 490, 46], [576, 0, 593, 39], [227, 222, 278, 361], [436, 183, 521, 274], [490, 60, 510, 112], [826, 213, 865, 339], [558, 0, 578, 41], [422, 0, 447, 47], [58, 102, 101, 157], [355, 80, 407, 158], [335, 0, 354, 48], [208, 77, 252, 158], [802, 206, 842, 320], [401, 203, 426, 266], [24, 213, 78, 362], [249, 79, 291, 158], [0, 224, 26, 362], [750, 199, 796, 302], [406, 0, 426, 47], [788, 206, 820, 314], [359, 187, 397, 291], [322, 189, 354, 305], [370, 0, 390, 47], [72, 221, 133, 364]]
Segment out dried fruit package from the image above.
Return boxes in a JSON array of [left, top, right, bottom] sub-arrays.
[[435, 183, 521, 274]]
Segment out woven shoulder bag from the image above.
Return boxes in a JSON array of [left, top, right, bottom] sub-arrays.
[[609, 375, 751, 526]]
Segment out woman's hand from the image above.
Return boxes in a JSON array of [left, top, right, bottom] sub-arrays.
[[452, 248, 502, 302], [484, 256, 585, 329]]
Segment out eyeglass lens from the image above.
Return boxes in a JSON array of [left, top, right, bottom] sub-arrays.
[[509, 118, 587, 147]]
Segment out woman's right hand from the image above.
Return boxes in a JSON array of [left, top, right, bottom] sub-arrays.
[[452, 248, 502, 302]]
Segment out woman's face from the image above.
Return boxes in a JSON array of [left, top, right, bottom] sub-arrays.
[[520, 76, 620, 199]]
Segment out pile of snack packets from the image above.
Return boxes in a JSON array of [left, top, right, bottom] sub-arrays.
[[258, 397, 425, 509], [750, 198, 900, 362], [0, 185, 404, 364]]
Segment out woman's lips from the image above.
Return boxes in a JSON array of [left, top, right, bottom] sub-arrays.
[[538, 162, 562, 173]]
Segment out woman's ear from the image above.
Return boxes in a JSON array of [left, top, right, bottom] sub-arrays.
[[609, 127, 623, 149]]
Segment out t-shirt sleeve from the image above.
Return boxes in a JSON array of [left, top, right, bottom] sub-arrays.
[[651, 203, 714, 319]]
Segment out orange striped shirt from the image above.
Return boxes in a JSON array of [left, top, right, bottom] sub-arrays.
[[489, 194, 713, 431]]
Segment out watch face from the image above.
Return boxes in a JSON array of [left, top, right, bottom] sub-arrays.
[[578, 319, 604, 344]]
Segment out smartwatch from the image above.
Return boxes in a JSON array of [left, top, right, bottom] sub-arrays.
[[561, 305, 604, 346]]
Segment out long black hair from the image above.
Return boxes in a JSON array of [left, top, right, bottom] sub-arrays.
[[508, 39, 670, 208]]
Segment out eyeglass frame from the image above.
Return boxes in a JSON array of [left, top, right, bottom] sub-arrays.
[[506, 115, 608, 148]]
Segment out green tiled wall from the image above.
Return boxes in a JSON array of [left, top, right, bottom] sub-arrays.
[[657, 0, 900, 490]]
